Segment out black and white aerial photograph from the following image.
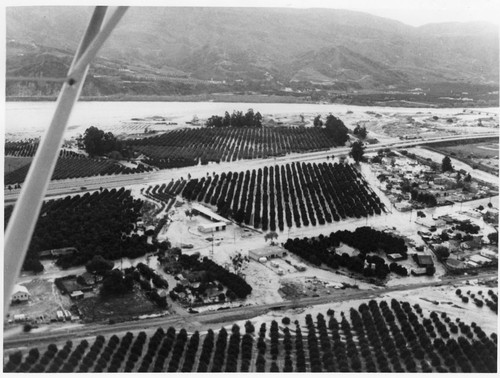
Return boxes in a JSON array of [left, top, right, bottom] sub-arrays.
[[2, 0, 499, 373]]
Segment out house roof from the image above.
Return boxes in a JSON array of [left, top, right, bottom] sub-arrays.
[[249, 246, 284, 257], [13, 284, 29, 295], [416, 254, 433, 266], [199, 222, 227, 228]]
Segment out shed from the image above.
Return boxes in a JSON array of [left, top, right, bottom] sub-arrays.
[[191, 203, 231, 225], [51, 247, 78, 257], [415, 254, 434, 267], [11, 284, 30, 303], [415, 218, 436, 229], [249, 246, 284, 261], [198, 222, 226, 233], [411, 268, 428, 276], [387, 253, 405, 261], [394, 202, 412, 212], [70, 291, 84, 300], [13, 314, 26, 322], [469, 254, 491, 265]]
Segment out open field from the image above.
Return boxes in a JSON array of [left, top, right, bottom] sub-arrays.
[[425, 141, 499, 176]]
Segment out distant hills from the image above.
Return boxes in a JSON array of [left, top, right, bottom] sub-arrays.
[[6, 7, 499, 103]]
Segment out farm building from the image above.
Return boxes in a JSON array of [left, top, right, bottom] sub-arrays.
[[411, 268, 428, 276], [198, 222, 226, 233], [469, 254, 492, 265], [415, 254, 434, 268], [39, 247, 78, 258], [70, 291, 84, 300], [13, 314, 27, 322], [387, 253, 405, 261], [11, 284, 30, 303], [249, 246, 285, 261], [191, 203, 231, 225], [394, 202, 412, 212], [480, 250, 497, 259], [415, 218, 443, 229]]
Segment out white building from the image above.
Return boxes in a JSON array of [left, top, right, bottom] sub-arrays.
[[249, 246, 284, 261], [191, 203, 231, 225], [198, 222, 227, 233], [11, 284, 30, 303]]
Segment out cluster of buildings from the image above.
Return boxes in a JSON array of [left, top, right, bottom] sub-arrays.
[[372, 154, 495, 211], [170, 274, 225, 308], [417, 211, 498, 271]]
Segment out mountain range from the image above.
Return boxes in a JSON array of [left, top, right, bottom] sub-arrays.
[[6, 7, 499, 99]]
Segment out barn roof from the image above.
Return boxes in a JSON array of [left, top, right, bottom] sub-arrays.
[[13, 284, 29, 295]]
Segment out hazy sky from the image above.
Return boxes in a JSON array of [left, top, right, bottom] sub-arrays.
[[4, 0, 500, 26]]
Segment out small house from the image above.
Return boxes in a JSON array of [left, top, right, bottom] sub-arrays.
[[411, 268, 428, 276], [13, 314, 27, 322], [394, 202, 412, 212], [11, 284, 30, 303], [387, 253, 405, 261], [469, 254, 492, 265], [249, 246, 284, 261], [415, 254, 434, 268], [70, 291, 84, 300], [198, 222, 227, 233]]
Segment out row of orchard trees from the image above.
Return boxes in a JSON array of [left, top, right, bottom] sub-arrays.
[[130, 126, 336, 168], [182, 162, 383, 231], [205, 109, 262, 128], [4, 188, 155, 272], [5, 141, 82, 158], [5, 299, 496, 372], [5, 157, 153, 185]]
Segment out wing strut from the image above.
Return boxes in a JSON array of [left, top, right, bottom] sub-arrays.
[[3, 6, 128, 315]]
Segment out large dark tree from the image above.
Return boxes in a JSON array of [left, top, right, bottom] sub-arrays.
[[442, 156, 453, 172], [313, 115, 323, 127], [487, 232, 498, 245], [353, 125, 367, 139], [206, 109, 262, 128], [83, 126, 121, 156], [23, 258, 44, 273], [324, 114, 349, 145], [349, 141, 365, 163], [100, 269, 134, 296], [234, 208, 245, 224], [85, 255, 114, 276]]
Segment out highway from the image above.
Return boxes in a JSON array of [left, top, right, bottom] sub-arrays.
[[4, 271, 497, 350], [4, 132, 498, 204]]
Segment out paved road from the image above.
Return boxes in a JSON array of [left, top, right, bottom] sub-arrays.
[[4, 132, 498, 204], [4, 271, 497, 350]]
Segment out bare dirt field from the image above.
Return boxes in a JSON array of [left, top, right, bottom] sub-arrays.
[[7, 278, 71, 323], [428, 141, 499, 175]]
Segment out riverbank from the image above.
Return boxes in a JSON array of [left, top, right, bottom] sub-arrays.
[[6, 94, 499, 108]]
